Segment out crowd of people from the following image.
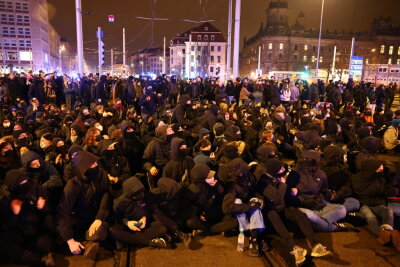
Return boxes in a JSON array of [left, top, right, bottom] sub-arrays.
[[0, 70, 399, 266]]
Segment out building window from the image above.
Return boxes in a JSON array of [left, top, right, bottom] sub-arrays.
[[211, 35, 215, 41], [204, 35, 208, 41], [6, 51, 18, 60], [397, 59, 400, 65], [293, 54, 298, 60], [8, 14, 14, 22], [17, 27, 23, 34], [204, 27, 208, 31], [268, 43, 272, 50], [278, 54, 283, 60], [2, 26, 8, 34], [313, 46, 316, 51], [18, 39, 24, 47], [268, 53, 272, 60], [0, 50, 3, 60], [211, 46, 214, 52], [210, 66, 214, 73], [8, 26, 14, 34], [191, 46, 194, 52], [17, 15, 22, 23], [3, 39, 10, 46], [197, 35, 202, 41], [303, 55, 307, 62], [210, 56, 214, 63], [15, 2, 21, 11], [388, 58, 392, 64], [197, 46, 201, 52], [366, 58, 369, 64], [217, 46, 221, 52], [217, 56, 221, 63], [10, 39, 16, 47], [319, 56, 323, 63], [380, 45, 385, 54], [304, 45, 308, 51], [0, 1, 5, 9], [22, 3, 28, 10], [1, 14, 7, 23], [389, 46, 394, 55], [171, 58, 173, 65], [6, 1, 12, 9], [26, 40, 31, 47], [294, 44, 298, 51], [23, 15, 29, 23], [312, 56, 316, 62], [279, 43, 284, 50]]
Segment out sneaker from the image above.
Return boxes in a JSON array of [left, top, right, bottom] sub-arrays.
[[40, 252, 55, 267], [176, 231, 192, 249], [377, 229, 391, 245], [237, 232, 245, 252], [149, 238, 168, 249], [334, 222, 356, 232], [346, 212, 367, 227], [391, 229, 400, 252], [83, 241, 100, 261], [311, 243, 331, 258], [259, 239, 269, 252], [248, 238, 259, 257], [291, 246, 307, 265]]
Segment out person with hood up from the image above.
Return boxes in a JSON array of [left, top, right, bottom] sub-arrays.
[[110, 176, 169, 249], [0, 169, 54, 266], [222, 158, 266, 256], [286, 150, 353, 232], [187, 164, 238, 235], [143, 124, 174, 189], [354, 136, 380, 173], [252, 144, 279, 180], [172, 94, 192, 126], [383, 119, 400, 153], [118, 121, 145, 175], [0, 139, 21, 183], [138, 86, 158, 119], [98, 139, 130, 197], [257, 159, 331, 265], [201, 103, 219, 131], [162, 137, 195, 185], [57, 151, 111, 260], [94, 75, 108, 104], [152, 177, 194, 248], [193, 139, 216, 168], [62, 144, 83, 183], [320, 145, 361, 214], [351, 159, 400, 252], [21, 150, 63, 210]]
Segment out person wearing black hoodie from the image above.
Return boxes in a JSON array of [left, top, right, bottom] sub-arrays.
[[0, 139, 21, 183], [351, 159, 400, 252], [257, 159, 331, 264], [118, 121, 145, 175], [187, 164, 238, 235], [143, 124, 174, 189], [110, 176, 169, 249], [162, 137, 195, 184], [222, 158, 265, 257], [56, 151, 111, 260], [0, 169, 54, 266], [172, 94, 192, 126], [152, 177, 194, 247], [98, 139, 131, 197]]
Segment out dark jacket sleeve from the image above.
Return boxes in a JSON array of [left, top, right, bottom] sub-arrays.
[[95, 191, 112, 221], [222, 189, 251, 215], [43, 162, 64, 189], [57, 181, 80, 242]]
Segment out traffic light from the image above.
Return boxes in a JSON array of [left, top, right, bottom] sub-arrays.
[[99, 41, 105, 66]]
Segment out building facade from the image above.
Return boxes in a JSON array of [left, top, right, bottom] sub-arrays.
[[241, 0, 400, 81], [169, 22, 227, 79], [130, 47, 170, 76], [0, 0, 62, 73]]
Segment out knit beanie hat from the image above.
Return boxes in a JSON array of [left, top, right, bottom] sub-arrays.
[[362, 136, 379, 154]]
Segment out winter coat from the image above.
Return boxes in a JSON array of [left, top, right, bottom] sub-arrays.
[[383, 126, 400, 150], [239, 87, 250, 100], [143, 125, 171, 171], [56, 151, 111, 242], [118, 121, 145, 175]]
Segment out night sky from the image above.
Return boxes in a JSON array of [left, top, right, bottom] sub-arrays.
[[47, 0, 400, 66]]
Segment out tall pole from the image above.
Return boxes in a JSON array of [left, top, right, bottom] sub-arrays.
[[226, 0, 233, 79], [29, 48, 32, 70], [75, 0, 84, 74], [315, 0, 325, 79], [349, 37, 355, 80], [163, 36, 166, 74], [332, 45, 337, 80], [111, 49, 114, 75], [257, 45, 261, 77], [123, 28, 126, 67], [97, 27, 102, 74], [188, 33, 192, 78], [232, 0, 241, 78]]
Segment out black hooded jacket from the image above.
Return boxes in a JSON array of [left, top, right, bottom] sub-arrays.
[[143, 125, 171, 171], [57, 151, 111, 242], [118, 121, 145, 175]]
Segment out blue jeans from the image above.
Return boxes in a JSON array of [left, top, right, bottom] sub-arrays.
[[298, 203, 346, 232], [388, 203, 400, 216], [342, 197, 360, 213], [360, 205, 394, 234], [235, 199, 265, 231]]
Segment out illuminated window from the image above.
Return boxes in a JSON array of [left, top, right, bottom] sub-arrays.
[[397, 59, 400, 65], [304, 45, 308, 51], [19, 51, 32, 61], [380, 45, 385, 53], [268, 43, 272, 50], [389, 46, 393, 55], [366, 59, 369, 64], [312, 56, 316, 62], [303, 55, 307, 62], [6, 51, 18, 60], [388, 58, 392, 64], [319, 56, 323, 63], [279, 43, 284, 50]]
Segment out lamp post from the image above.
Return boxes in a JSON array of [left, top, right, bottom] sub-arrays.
[[59, 44, 65, 73], [315, 0, 325, 79]]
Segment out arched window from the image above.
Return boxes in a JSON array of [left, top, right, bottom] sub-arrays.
[[380, 45, 385, 54], [389, 46, 393, 55]]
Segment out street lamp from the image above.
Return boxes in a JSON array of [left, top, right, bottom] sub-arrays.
[[315, 0, 325, 79], [59, 44, 65, 73]]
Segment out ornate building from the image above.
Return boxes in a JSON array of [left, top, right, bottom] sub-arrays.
[[240, 0, 400, 81]]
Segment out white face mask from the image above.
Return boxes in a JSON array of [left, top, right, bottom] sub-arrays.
[[96, 125, 103, 132]]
